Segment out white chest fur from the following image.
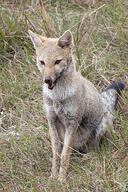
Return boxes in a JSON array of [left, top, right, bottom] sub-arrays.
[[43, 81, 76, 101]]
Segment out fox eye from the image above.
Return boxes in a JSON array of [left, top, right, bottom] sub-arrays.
[[55, 59, 62, 65], [40, 60, 45, 65]]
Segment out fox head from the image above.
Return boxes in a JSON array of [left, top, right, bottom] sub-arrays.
[[28, 30, 74, 90]]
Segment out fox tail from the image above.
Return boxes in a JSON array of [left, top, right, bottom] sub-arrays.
[[101, 81, 125, 112]]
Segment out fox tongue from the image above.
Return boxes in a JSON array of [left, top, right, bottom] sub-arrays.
[[48, 82, 55, 89]]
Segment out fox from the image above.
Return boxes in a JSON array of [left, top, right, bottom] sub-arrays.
[[28, 29, 125, 182]]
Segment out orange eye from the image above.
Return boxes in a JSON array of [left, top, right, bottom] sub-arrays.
[[40, 60, 45, 65], [55, 60, 62, 65]]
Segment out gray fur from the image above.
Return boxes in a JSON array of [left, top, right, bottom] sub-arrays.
[[28, 29, 125, 182], [43, 63, 114, 152]]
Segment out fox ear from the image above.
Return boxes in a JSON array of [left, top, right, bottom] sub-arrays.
[[28, 30, 45, 49], [58, 30, 73, 49]]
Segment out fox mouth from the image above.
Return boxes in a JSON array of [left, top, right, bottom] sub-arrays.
[[47, 69, 65, 90], [48, 78, 58, 90], [47, 75, 62, 90], [48, 82, 55, 89]]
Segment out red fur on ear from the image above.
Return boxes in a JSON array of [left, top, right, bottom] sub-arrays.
[[58, 30, 73, 49]]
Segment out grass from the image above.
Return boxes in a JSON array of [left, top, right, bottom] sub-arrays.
[[0, 0, 128, 191]]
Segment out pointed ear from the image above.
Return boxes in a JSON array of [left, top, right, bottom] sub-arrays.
[[28, 30, 44, 49], [58, 30, 73, 49]]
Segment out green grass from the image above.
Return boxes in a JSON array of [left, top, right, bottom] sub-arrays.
[[0, 0, 128, 191]]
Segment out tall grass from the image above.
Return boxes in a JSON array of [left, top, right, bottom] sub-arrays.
[[0, 0, 128, 191]]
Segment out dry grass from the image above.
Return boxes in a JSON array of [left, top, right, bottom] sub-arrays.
[[0, 0, 128, 191]]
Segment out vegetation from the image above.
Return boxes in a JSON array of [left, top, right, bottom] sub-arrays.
[[0, 0, 127, 191]]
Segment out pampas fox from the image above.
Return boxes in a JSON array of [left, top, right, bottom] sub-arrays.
[[28, 30, 125, 182]]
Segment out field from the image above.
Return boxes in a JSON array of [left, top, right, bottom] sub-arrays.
[[0, 0, 128, 191]]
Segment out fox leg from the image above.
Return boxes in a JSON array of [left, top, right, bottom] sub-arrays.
[[58, 120, 78, 182], [49, 120, 62, 177]]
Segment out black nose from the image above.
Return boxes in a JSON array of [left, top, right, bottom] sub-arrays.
[[44, 77, 52, 84]]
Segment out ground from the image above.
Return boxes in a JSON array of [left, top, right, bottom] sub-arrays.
[[0, 0, 128, 191]]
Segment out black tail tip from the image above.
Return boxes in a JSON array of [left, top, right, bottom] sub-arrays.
[[106, 81, 125, 95]]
